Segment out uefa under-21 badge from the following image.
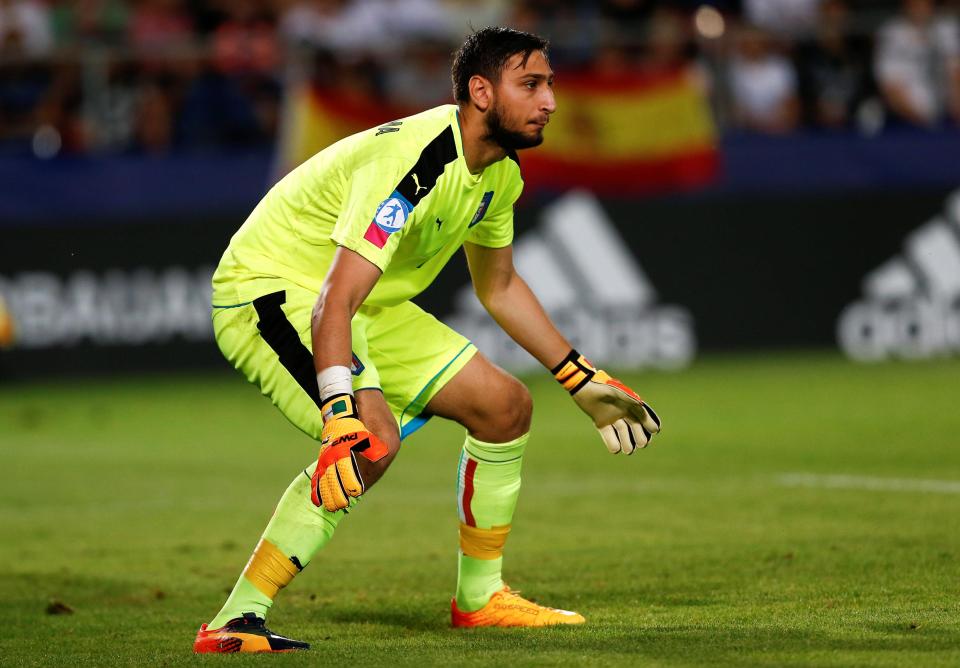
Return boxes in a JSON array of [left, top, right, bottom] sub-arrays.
[[374, 194, 412, 234], [364, 191, 412, 248]]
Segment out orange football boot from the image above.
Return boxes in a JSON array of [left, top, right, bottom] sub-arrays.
[[451, 586, 586, 628], [193, 613, 309, 653]]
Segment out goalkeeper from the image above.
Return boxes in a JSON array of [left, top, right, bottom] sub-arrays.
[[194, 26, 661, 654]]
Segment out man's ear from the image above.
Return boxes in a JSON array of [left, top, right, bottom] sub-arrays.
[[469, 75, 493, 112]]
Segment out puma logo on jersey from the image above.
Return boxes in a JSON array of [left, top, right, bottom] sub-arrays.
[[412, 173, 427, 195], [375, 120, 402, 136]]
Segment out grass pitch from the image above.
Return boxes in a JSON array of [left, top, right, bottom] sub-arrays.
[[2, 352, 959, 667]]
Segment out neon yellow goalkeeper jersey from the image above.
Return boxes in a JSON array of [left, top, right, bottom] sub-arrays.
[[212, 104, 523, 307]]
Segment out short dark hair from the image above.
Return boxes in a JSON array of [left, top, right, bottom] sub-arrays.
[[451, 27, 549, 103]]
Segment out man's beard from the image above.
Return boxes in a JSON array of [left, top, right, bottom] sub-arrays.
[[484, 103, 544, 150]]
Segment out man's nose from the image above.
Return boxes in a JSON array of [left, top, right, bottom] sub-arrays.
[[541, 88, 556, 114]]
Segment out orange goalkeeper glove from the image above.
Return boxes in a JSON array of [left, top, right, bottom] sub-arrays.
[[310, 394, 388, 512], [552, 350, 661, 455]]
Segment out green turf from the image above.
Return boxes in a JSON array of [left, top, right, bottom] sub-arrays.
[[2, 352, 959, 666]]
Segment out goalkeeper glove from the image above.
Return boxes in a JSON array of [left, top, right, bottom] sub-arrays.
[[552, 349, 661, 455], [310, 393, 388, 512]]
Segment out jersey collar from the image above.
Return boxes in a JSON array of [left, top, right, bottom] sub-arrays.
[[452, 107, 483, 185]]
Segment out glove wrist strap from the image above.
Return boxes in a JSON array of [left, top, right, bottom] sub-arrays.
[[551, 349, 597, 395], [320, 393, 359, 423]]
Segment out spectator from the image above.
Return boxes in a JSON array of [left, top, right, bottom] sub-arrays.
[[743, 0, 823, 39], [87, 62, 144, 151], [176, 69, 267, 147], [874, 0, 960, 126], [281, 0, 456, 105], [384, 36, 456, 107], [287, 0, 451, 58], [0, 0, 55, 152], [372, 0, 452, 44], [592, 31, 639, 80], [129, 0, 194, 52], [131, 79, 175, 153], [796, 0, 874, 128], [441, 0, 510, 37], [728, 23, 801, 133], [189, 0, 229, 36], [598, 0, 655, 30], [211, 0, 279, 76], [0, 0, 53, 57], [508, 0, 592, 67], [127, 0, 196, 150], [505, 0, 545, 35], [17, 0, 960, 153], [208, 0, 281, 140], [279, 0, 351, 49], [51, 0, 129, 47], [640, 8, 694, 76]]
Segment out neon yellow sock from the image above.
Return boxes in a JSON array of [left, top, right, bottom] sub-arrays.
[[457, 555, 504, 612], [209, 467, 351, 628], [454, 432, 528, 612]]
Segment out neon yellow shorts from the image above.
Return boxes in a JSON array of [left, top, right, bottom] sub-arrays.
[[212, 282, 476, 441]]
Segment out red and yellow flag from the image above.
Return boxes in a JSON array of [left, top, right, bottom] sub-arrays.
[[277, 67, 717, 195]]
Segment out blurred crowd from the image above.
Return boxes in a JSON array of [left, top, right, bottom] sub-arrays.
[[1, 0, 959, 157]]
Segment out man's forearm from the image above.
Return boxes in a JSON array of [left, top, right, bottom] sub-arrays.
[[480, 272, 571, 369], [311, 294, 355, 376], [307, 247, 385, 512], [311, 246, 383, 384]]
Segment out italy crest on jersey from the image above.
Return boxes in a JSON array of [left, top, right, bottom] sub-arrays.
[[468, 191, 495, 228], [364, 191, 412, 248], [350, 352, 365, 375]]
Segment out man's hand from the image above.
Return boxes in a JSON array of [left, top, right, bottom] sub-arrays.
[[552, 350, 661, 455], [310, 395, 388, 511]]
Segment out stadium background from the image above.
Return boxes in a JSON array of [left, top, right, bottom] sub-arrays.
[[2, 0, 960, 375], [2, 1, 959, 665]]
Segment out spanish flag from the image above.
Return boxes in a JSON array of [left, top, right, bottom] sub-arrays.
[[277, 67, 717, 195]]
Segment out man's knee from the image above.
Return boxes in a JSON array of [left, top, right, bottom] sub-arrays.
[[477, 375, 532, 441], [505, 378, 533, 437], [425, 354, 533, 443]]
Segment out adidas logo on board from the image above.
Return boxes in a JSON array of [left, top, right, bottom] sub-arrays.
[[837, 189, 960, 361]]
